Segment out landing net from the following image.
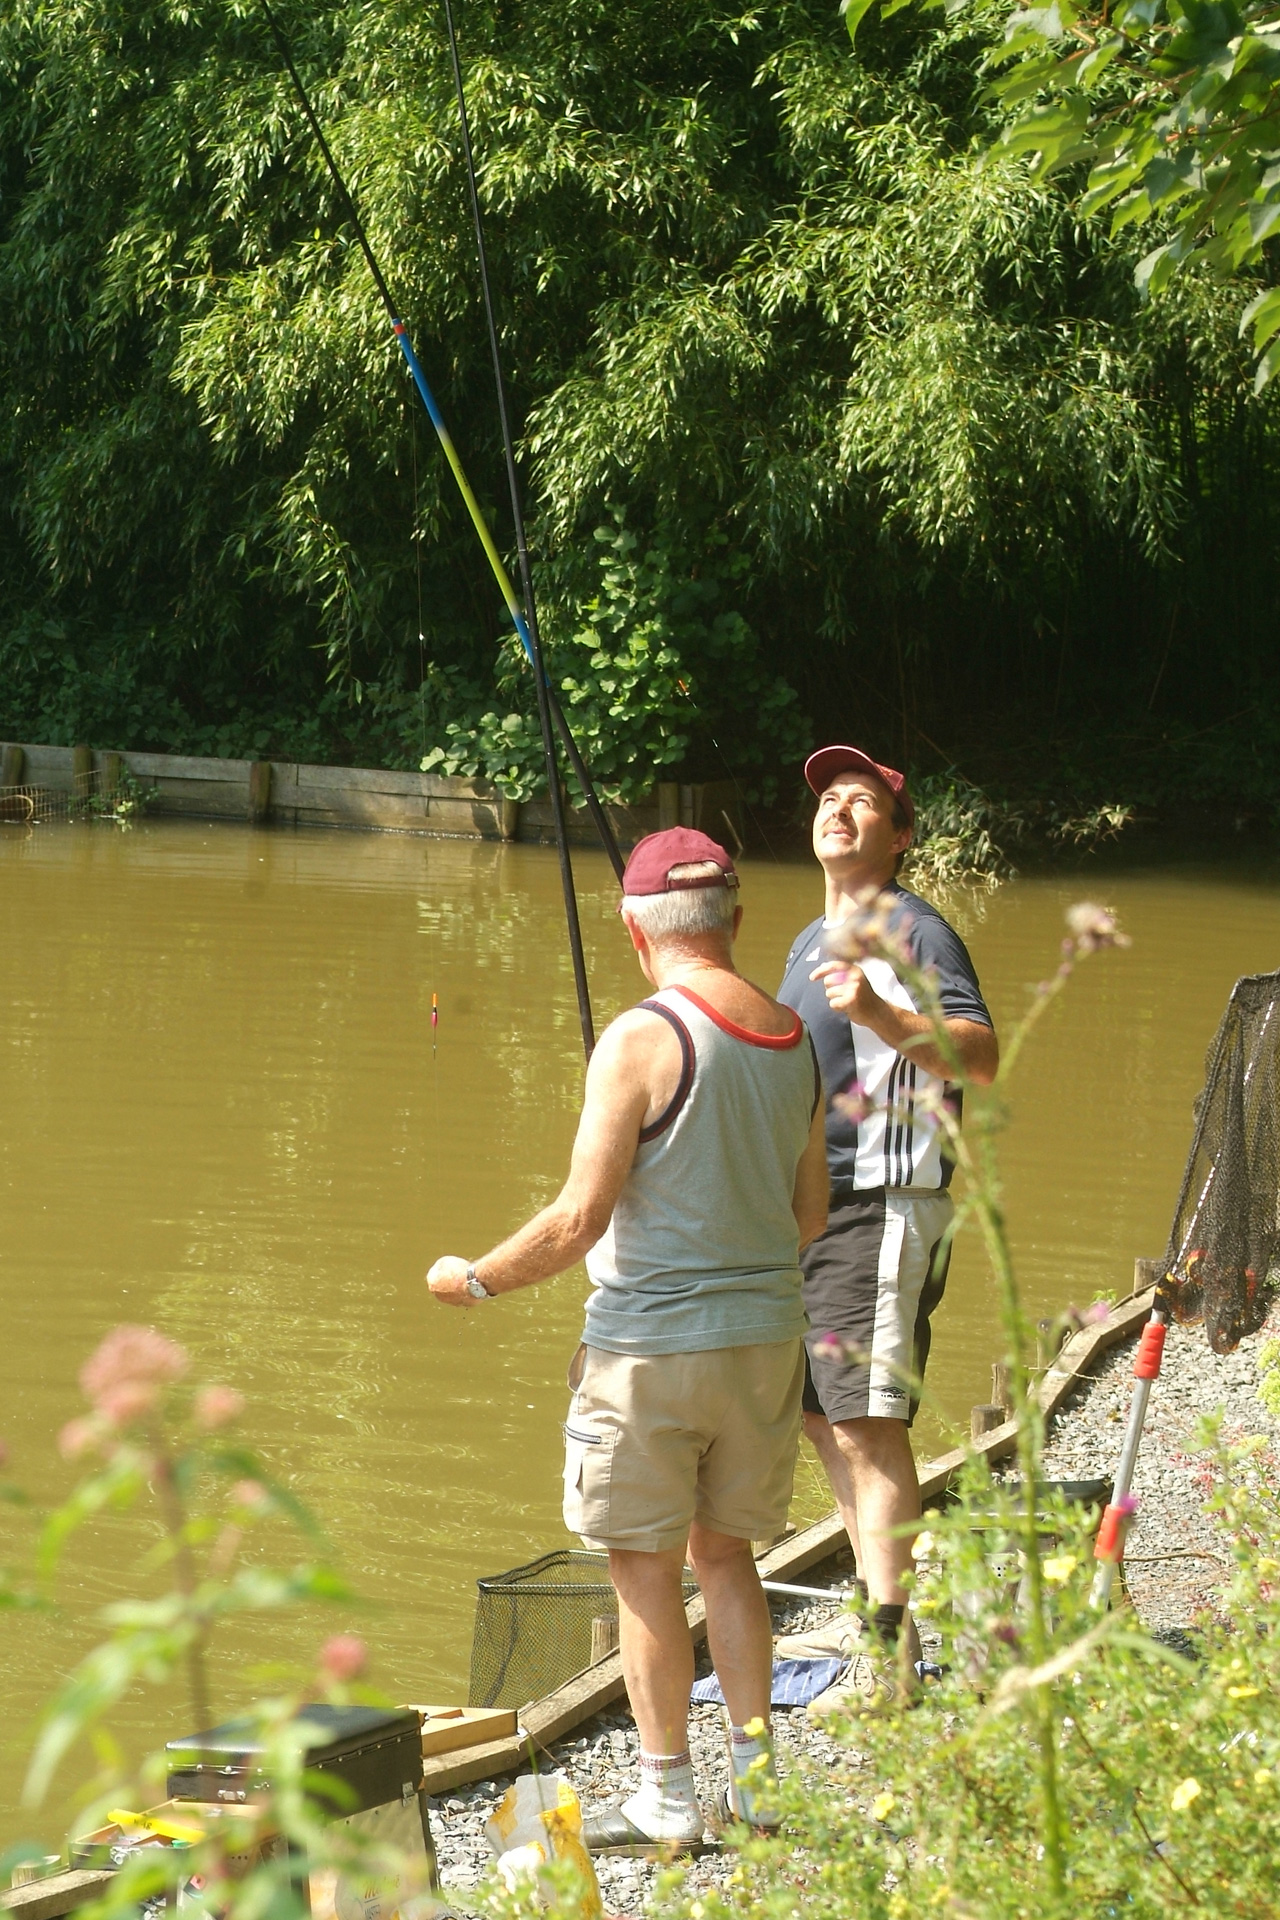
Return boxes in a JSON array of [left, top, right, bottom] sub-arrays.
[[1160, 970, 1280, 1352], [468, 1550, 698, 1708]]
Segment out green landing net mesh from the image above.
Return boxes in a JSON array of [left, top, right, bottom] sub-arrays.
[[1160, 970, 1280, 1353], [468, 1550, 698, 1709]]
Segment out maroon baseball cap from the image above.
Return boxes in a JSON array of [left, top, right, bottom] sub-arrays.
[[621, 827, 739, 896], [803, 745, 915, 831]]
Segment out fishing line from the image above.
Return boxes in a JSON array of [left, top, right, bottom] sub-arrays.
[[260, 0, 597, 1056], [440, 0, 625, 889]]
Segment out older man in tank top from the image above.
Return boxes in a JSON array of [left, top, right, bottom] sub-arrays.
[[427, 827, 828, 1849]]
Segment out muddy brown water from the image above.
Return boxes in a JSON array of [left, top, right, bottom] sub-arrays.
[[1, 818, 1277, 1846]]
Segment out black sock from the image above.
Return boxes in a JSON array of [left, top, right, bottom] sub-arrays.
[[871, 1602, 905, 1646]]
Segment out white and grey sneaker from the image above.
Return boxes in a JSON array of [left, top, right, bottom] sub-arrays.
[[774, 1609, 866, 1661]]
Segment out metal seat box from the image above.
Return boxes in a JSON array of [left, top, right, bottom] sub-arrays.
[[165, 1706, 423, 1812]]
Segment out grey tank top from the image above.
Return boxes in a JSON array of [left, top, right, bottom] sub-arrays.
[[583, 983, 820, 1356]]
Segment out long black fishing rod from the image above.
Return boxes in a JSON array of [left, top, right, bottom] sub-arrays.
[[260, 0, 597, 1055], [438, 0, 625, 888]]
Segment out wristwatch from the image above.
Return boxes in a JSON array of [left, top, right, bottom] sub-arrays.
[[464, 1264, 493, 1300]]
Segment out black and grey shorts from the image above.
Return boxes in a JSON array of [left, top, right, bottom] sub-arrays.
[[801, 1188, 954, 1426]]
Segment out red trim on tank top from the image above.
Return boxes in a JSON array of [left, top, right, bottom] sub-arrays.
[[667, 984, 804, 1049]]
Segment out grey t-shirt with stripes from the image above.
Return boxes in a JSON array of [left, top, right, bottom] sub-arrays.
[[778, 883, 992, 1196]]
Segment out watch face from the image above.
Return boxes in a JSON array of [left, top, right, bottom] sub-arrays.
[[466, 1276, 489, 1298]]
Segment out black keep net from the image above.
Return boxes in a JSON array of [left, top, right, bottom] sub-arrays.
[[468, 1550, 698, 1709], [1161, 970, 1280, 1353]]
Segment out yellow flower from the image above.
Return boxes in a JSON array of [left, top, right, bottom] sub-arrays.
[[870, 1792, 896, 1823], [690, 1904, 705, 1919], [1170, 1778, 1202, 1811], [1227, 1685, 1260, 1699], [888, 1894, 911, 1920], [1255, 1768, 1273, 1785], [1042, 1554, 1078, 1585], [742, 1716, 766, 1740], [914, 1530, 936, 1559]]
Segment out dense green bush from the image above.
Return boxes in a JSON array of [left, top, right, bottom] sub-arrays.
[[2, 0, 1278, 809]]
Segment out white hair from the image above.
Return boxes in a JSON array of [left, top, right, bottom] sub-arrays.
[[622, 862, 738, 943]]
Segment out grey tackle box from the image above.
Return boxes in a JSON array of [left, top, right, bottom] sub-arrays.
[[165, 1705, 423, 1812]]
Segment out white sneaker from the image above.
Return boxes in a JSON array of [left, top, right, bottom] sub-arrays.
[[775, 1609, 865, 1660], [805, 1648, 907, 1721]]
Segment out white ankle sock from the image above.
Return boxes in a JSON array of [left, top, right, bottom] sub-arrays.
[[729, 1722, 779, 1827], [620, 1749, 702, 1841]]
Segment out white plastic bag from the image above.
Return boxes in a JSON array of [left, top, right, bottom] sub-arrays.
[[484, 1772, 602, 1918]]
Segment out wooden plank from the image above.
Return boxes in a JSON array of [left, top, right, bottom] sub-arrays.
[[1, 1872, 113, 1918], [126, 752, 253, 784]]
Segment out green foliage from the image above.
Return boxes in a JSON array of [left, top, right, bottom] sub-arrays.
[[423, 514, 809, 802], [922, 0, 1280, 390], [2, 0, 1279, 804], [906, 770, 1134, 888], [630, 1439, 1280, 1919]]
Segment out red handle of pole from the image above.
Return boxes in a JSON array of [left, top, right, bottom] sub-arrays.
[[1133, 1320, 1167, 1380], [1094, 1504, 1129, 1563]]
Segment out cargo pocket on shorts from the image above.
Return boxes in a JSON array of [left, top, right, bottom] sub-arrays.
[[561, 1405, 616, 1539]]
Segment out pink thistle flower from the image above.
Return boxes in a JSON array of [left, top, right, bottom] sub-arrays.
[[319, 1635, 368, 1684], [1064, 902, 1131, 955], [58, 1417, 101, 1461], [98, 1381, 159, 1428], [812, 1332, 846, 1362], [1082, 1301, 1112, 1325], [833, 1079, 871, 1125], [194, 1386, 245, 1433], [79, 1326, 188, 1412], [826, 888, 909, 966], [229, 1478, 271, 1513], [1115, 1493, 1140, 1517]]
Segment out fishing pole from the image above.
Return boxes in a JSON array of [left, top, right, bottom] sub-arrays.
[[439, 0, 625, 887], [260, 0, 597, 1056]]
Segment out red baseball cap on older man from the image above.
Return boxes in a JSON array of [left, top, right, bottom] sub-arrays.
[[803, 745, 915, 832], [621, 827, 739, 896]]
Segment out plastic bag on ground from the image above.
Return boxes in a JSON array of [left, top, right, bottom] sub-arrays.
[[484, 1772, 603, 1918]]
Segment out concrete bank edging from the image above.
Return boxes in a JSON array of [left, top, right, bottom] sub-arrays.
[[0, 741, 748, 849]]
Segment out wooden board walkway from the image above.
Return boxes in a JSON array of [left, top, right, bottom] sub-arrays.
[[420, 1280, 1157, 1794]]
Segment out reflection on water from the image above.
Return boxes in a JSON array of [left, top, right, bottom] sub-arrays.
[[2, 819, 1278, 1843]]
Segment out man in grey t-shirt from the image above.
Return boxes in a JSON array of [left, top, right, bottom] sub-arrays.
[[428, 828, 828, 1847]]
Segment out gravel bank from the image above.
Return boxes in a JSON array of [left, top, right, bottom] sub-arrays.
[[428, 1563, 891, 1915], [1038, 1306, 1280, 1633], [427, 1307, 1280, 1912]]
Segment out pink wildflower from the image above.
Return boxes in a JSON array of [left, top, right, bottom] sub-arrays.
[[58, 1417, 100, 1461], [1082, 1301, 1112, 1325], [1115, 1493, 1140, 1517], [826, 888, 908, 965], [229, 1478, 270, 1513], [812, 1332, 846, 1362], [319, 1635, 368, 1684], [98, 1381, 160, 1428], [194, 1386, 245, 1433], [79, 1327, 188, 1412], [833, 1079, 871, 1125], [1064, 902, 1131, 955]]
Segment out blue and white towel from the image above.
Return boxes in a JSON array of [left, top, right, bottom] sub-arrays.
[[691, 1657, 845, 1709]]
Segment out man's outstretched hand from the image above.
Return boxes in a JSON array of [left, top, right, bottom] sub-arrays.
[[427, 1257, 479, 1307]]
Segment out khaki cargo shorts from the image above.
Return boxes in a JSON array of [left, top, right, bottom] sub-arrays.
[[562, 1339, 805, 1554]]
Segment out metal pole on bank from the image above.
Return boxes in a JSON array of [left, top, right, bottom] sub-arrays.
[[261, 1, 598, 1056]]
